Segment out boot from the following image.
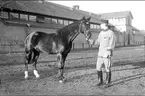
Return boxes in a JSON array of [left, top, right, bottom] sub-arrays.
[[104, 71, 111, 87], [96, 71, 103, 86]]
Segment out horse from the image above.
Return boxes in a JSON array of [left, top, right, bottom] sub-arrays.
[[24, 16, 91, 83]]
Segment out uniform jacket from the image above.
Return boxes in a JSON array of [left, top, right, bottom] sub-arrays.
[[95, 29, 116, 57]]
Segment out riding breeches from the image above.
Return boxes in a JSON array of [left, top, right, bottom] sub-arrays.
[[96, 56, 112, 72]]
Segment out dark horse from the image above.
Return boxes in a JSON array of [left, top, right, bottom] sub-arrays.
[[24, 16, 91, 83]]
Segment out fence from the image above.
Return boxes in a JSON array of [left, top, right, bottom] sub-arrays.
[[0, 33, 145, 54], [0, 42, 144, 54]]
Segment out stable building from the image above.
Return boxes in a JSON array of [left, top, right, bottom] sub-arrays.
[[0, 1, 103, 46]]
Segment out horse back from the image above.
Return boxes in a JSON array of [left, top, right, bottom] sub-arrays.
[[25, 31, 65, 54]]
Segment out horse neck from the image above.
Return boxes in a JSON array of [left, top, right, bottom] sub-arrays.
[[57, 22, 81, 42], [69, 30, 80, 42]]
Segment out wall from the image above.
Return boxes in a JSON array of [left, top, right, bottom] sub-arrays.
[[133, 34, 144, 45], [0, 23, 57, 41], [0, 21, 4, 36]]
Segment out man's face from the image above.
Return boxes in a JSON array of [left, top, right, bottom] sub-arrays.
[[100, 23, 107, 30]]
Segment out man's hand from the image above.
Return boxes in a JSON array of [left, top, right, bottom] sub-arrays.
[[107, 49, 113, 57], [86, 38, 94, 45], [86, 38, 89, 41]]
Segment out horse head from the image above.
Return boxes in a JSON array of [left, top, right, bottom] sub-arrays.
[[79, 16, 92, 40]]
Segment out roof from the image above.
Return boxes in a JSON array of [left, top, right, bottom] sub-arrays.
[[100, 11, 133, 19], [132, 26, 140, 31], [0, 1, 105, 24], [133, 30, 145, 36]]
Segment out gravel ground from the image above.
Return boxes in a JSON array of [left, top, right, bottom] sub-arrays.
[[0, 45, 145, 95]]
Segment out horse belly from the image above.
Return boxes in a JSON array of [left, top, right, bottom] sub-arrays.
[[51, 42, 64, 54], [35, 42, 59, 54], [35, 45, 49, 53]]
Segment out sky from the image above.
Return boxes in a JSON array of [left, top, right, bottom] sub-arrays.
[[49, 1, 145, 30]]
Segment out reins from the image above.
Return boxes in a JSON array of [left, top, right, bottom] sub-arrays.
[[70, 21, 83, 41]]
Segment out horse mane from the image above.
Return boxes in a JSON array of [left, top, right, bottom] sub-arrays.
[[56, 20, 81, 36]]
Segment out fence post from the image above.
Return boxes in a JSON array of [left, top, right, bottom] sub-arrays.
[[144, 36, 145, 45], [124, 32, 126, 46], [8, 44, 11, 54], [73, 43, 75, 49], [144, 35, 145, 63], [81, 43, 83, 49]]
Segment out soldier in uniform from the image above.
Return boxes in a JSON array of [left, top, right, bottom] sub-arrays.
[[86, 21, 116, 87]]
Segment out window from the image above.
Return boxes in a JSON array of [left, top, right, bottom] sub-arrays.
[[128, 18, 131, 25], [90, 24, 94, 29], [9, 12, 19, 19], [93, 24, 97, 29], [96, 25, 100, 29], [52, 18, 57, 24], [45, 17, 51, 23], [0, 11, 8, 19], [93, 24, 100, 29], [36, 15, 45, 23], [64, 20, 68, 25], [20, 14, 28, 20], [69, 21, 73, 24], [29, 15, 36, 21], [58, 19, 63, 25]]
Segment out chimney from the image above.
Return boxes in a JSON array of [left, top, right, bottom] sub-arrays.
[[73, 5, 79, 10]]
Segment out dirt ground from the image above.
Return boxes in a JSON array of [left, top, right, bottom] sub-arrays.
[[0, 45, 145, 95]]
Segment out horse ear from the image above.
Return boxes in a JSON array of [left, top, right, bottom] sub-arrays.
[[86, 17, 91, 21], [81, 16, 86, 20]]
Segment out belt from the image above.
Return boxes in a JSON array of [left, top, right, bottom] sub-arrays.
[[98, 56, 111, 58]]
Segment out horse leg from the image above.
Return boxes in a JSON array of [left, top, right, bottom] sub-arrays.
[[32, 49, 40, 79], [24, 60, 28, 79], [57, 53, 68, 83], [24, 51, 32, 79]]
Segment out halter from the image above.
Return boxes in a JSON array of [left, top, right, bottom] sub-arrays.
[[70, 20, 90, 41], [80, 21, 91, 40], [79, 21, 90, 37]]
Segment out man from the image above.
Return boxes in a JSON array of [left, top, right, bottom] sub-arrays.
[[86, 21, 116, 87]]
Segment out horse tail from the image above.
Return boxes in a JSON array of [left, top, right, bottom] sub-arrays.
[[24, 31, 37, 53], [24, 32, 37, 64]]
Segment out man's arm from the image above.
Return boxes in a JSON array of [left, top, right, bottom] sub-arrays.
[[86, 38, 99, 45], [106, 31, 116, 56]]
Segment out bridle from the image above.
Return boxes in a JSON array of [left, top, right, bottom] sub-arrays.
[[70, 20, 90, 41], [79, 21, 90, 38]]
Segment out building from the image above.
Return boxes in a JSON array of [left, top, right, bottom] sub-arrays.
[[0, 1, 144, 53], [0, 1, 108, 50], [99, 11, 143, 45]]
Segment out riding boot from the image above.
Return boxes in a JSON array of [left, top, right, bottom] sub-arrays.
[[96, 71, 103, 86], [104, 71, 111, 87]]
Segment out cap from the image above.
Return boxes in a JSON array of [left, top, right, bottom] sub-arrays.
[[100, 19, 114, 27], [100, 19, 108, 24]]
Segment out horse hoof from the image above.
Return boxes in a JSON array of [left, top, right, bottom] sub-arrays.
[[59, 80, 63, 83], [24, 76, 28, 79], [59, 79, 65, 83], [36, 75, 40, 79]]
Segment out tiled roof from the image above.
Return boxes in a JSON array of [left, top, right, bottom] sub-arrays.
[[100, 11, 133, 19], [0, 1, 105, 24]]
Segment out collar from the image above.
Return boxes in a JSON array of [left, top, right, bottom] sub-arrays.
[[102, 28, 109, 31]]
